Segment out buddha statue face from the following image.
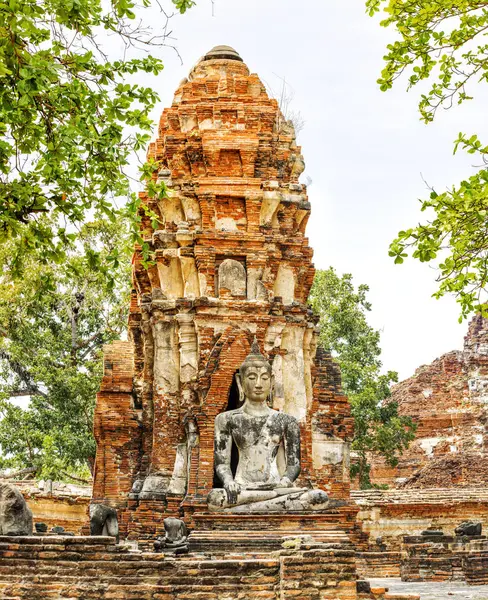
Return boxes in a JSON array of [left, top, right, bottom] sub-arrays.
[[237, 360, 273, 403], [236, 339, 273, 405]]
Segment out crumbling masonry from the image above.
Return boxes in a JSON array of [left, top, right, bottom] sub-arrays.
[[92, 46, 355, 541]]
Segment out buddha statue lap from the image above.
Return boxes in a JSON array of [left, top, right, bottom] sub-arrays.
[[207, 340, 330, 513]]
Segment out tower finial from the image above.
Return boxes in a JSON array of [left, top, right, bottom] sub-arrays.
[[202, 45, 243, 62]]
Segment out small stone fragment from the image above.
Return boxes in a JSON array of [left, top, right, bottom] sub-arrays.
[[51, 525, 65, 534], [455, 521, 482, 537]]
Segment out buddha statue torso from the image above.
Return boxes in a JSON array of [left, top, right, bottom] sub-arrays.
[[216, 408, 299, 488]]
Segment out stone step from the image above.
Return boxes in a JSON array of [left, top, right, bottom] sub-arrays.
[[0, 535, 114, 545], [189, 529, 347, 537]]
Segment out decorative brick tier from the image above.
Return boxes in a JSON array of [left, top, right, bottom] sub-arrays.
[[192, 504, 359, 531], [187, 528, 350, 553], [0, 535, 361, 600]]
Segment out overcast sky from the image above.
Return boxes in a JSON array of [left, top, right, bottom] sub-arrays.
[[125, 0, 488, 380]]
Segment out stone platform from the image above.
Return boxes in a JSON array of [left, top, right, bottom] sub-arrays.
[[0, 535, 419, 600], [188, 527, 350, 553], [0, 535, 358, 599]]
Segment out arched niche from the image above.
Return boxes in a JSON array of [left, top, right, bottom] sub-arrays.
[[194, 329, 253, 497]]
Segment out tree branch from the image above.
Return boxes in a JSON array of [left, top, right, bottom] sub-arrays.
[[59, 470, 91, 485], [0, 466, 37, 479], [0, 350, 48, 399]]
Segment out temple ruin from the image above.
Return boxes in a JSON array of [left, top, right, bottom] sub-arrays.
[[370, 314, 488, 488], [353, 314, 488, 584], [3, 45, 488, 600], [91, 45, 356, 543]]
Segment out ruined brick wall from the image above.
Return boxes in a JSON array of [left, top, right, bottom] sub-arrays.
[[370, 315, 488, 488], [5, 481, 91, 535], [24, 494, 89, 535], [354, 488, 488, 552], [91, 46, 354, 539], [354, 487, 488, 581], [401, 534, 488, 584], [92, 340, 141, 504]]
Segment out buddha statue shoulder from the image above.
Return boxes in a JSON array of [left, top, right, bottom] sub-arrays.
[[208, 339, 329, 513]]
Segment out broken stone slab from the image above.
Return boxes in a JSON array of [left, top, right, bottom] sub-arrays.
[[356, 580, 371, 593], [89, 503, 119, 542], [0, 482, 33, 536]]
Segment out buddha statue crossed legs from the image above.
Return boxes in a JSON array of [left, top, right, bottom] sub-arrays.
[[207, 340, 329, 513]]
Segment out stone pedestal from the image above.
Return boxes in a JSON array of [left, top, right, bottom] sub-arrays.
[[189, 504, 360, 553]]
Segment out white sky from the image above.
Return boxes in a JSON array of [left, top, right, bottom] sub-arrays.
[[123, 0, 488, 380]]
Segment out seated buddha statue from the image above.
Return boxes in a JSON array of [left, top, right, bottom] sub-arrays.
[[207, 339, 329, 513]]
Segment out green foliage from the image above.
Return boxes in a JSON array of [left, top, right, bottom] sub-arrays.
[[0, 0, 196, 480], [368, 0, 488, 318], [0, 218, 131, 480], [309, 268, 416, 488], [172, 0, 196, 12], [389, 172, 488, 320], [0, 0, 191, 275]]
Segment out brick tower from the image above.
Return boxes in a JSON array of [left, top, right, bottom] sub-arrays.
[[92, 46, 355, 540]]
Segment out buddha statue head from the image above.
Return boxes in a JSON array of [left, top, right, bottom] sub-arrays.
[[236, 338, 274, 406]]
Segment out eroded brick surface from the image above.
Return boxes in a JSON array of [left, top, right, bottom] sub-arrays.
[[369, 315, 488, 489]]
